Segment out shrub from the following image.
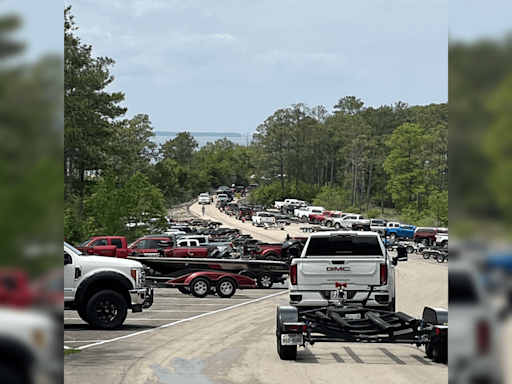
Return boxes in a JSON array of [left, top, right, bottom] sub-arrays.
[[366, 209, 381, 219]]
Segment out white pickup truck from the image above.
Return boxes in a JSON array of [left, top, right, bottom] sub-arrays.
[[275, 199, 302, 209], [294, 206, 325, 221], [64, 242, 152, 329], [252, 212, 276, 227], [288, 231, 408, 312]]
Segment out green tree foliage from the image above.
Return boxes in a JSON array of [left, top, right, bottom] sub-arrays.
[[86, 172, 166, 240], [383, 123, 432, 213]]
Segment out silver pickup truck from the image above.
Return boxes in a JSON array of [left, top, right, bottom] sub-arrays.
[[288, 231, 408, 312]]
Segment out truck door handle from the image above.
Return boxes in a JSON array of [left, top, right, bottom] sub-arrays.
[[331, 261, 345, 265]]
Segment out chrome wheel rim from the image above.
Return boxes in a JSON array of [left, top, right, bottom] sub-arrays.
[[194, 281, 208, 295], [219, 281, 234, 295]]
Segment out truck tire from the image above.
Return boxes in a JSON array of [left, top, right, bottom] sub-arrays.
[[425, 342, 434, 359], [334, 223, 341, 230], [390, 233, 397, 240], [77, 305, 89, 323], [265, 253, 278, 261], [85, 290, 128, 330], [276, 306, 298, 360], [420, 238, 430, 246], [0, 365, 24, 384], [326, 221, 332, 227], [442, 241, 448, 249], [406, 246, 413, 254], [190, 277, 211, 298], [257, 272, 274, 289], [217, 278, 236, 298]]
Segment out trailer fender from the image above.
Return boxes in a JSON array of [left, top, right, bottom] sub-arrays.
[[422, 307, 448, 325]]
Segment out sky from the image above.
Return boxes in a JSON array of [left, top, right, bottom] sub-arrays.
[[60, 0, 450, 135]]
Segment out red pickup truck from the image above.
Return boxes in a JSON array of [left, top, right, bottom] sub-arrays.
[[75, 236, 129, 258], [245, 243, 283, 260], [131, 235, 210, 258], [308, 210, 342, 224]]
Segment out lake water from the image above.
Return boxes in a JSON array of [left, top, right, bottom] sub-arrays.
[[150, 133, 251, 148]]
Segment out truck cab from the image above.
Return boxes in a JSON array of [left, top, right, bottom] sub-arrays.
[[386, 222, 416, 240]]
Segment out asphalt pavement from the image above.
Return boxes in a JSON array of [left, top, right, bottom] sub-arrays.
[[64, 200, 448, 383]]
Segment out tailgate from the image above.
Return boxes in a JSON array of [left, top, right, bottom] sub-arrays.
[[296, 258, 383, 290]]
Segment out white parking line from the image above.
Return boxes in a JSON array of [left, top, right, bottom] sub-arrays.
[[76, 290, 287, 350]]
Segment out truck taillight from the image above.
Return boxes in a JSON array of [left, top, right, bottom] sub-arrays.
[[380, 264, 387, 285], [477, 320, 490, 355], [290, 264, 297, 285]]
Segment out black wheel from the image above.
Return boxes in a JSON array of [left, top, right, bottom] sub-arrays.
[[217, 278, 236, 298], [326, 221, 332, 227], [334, 223, 341, 230], [0, 365, 25, 384], [265, 253, 278, 261], [301, 216, 308, 222], [276, 306, 298, 360], [390, 233, 397, 240], [442, 241, 448, 249], [420, 238, 429, 246], [406, 246, 413, 254], [358, 227, 365, 231], [177, 286, 190, 294], [432, 339, 448, 363], [190, 277, 211, 298], [85, 290, 128, 330], [257, 272, 274, 289], [77, 305, 89, 323], [423, 253, 431, 259], [436, 254, 445, 263]]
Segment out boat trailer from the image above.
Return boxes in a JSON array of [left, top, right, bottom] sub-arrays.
[[276, 283, 447, 363]]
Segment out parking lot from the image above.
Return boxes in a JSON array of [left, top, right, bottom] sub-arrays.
[[65, 202, 447, 383], [64, 284, 288, 350]]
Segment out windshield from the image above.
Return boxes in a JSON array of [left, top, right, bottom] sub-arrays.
[[76, 238, 93, 247], [65, 242, 86, 255]]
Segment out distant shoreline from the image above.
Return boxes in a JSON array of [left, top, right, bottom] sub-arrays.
[[154, 131, 242, 138]]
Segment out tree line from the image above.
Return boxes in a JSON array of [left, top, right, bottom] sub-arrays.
[[64, 8, 447, 244]]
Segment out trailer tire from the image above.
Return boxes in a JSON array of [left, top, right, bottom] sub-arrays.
[[406, 246, 413, 254], [436, 254, 445, 263], [257, 272, 274, 289], [276, 306, 299, 360], [177, 287, 190, 295], [432, 339, 447, 364], [190, 277, 211, 298], [217, 278, 236, 298], [423, 253, 431, 259]]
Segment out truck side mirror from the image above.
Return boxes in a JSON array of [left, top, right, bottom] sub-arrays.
[[64, 253, 72, 265], [397, 246, 408, 261]]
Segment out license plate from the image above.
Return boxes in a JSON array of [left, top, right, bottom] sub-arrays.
[[344, 313, 361, 320], [281, 334, 303, 346], [330, 291, 339, 299]]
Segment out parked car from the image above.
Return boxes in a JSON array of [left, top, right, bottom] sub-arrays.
[[225, 203, 239, 216], [75, 236, 129, 258]]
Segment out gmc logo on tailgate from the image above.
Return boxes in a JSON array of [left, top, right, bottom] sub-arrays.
[[326, 267, 351, 272]]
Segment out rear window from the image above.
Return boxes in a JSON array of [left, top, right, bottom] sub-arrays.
[[305, 235, 384, 256], [450, 272, 479, 304]]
